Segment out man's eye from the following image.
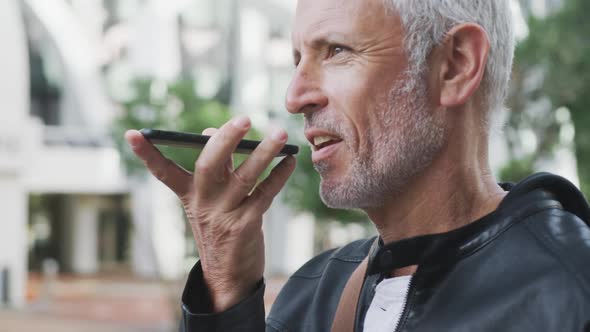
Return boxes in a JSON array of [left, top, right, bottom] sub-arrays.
[[328, 45, 348, 58]]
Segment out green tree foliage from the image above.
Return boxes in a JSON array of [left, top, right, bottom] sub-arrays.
[[112, 77, 252, 175], [505, 0, 590, 191]]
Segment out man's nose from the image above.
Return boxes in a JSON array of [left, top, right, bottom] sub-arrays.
[[285, 65, 328, 115]]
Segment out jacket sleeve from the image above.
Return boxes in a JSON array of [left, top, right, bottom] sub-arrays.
[[179, 261, 266, 332]]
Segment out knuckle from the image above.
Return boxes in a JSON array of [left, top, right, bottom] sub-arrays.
[[255, 184, 273, 199], [260, 176, 281, 195], [232, 171, 256, 189], [252, 186, 278, 213], [194, 160, 210, 175]]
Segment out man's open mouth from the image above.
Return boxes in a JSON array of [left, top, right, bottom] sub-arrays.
[[312, 136, 343, 151]]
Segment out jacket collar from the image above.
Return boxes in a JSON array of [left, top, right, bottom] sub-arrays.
[[366, 179, 566, 276]]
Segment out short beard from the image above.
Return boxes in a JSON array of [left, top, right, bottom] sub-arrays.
[[317, 71, 446, 209]]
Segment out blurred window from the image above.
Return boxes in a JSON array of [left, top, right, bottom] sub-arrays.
[[28, 44, 63, 125], [23, 11, 66, 126]]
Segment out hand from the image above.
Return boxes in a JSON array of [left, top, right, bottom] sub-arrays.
[[125, 116, 296, 312]]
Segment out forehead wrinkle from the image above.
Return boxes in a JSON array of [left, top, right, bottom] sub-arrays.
[[296, 20, 344, 49], [292, 0, 350, 46], [293, 0, 399, 45]]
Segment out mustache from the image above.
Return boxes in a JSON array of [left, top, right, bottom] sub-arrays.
[[304, 114, 347, 138]]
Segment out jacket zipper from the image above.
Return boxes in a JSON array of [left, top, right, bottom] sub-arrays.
[[392, 273, 416, 332]]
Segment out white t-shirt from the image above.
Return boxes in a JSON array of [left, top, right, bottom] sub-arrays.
[[363, 275, 412, 332]]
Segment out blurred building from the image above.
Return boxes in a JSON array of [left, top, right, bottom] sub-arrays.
[[0, 0, 315, 309]]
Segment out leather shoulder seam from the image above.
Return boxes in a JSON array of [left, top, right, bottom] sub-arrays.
[[458, 205, 560, 261], [522, 210, 590, 297]]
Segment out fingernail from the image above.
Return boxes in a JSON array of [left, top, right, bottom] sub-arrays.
[[124, 131, 140, 148], [232, 116, 250, 129], [272, 129, 288, 142], [202, 128, 216, 136]]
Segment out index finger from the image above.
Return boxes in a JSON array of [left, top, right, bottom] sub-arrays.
[[193, 116, 251, 192]]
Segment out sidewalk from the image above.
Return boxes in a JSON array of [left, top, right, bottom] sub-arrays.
[[1, 273, 177, 332], [0, 273, 288, 332], [0, 310, 168, 332]]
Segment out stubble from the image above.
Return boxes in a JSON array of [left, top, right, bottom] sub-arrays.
[[316, 73, 446, 209]]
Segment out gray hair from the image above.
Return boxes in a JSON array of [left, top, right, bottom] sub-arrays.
[[383, 0, 515, 127]]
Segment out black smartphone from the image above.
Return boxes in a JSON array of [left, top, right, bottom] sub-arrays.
[[140, 129, 299, 157]]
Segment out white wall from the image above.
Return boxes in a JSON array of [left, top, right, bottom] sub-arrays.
[[0, 0, 30, 307], [24, 144, 128, 194]]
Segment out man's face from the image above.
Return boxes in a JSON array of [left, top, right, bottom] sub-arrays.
[[287, 0, 445, 209]]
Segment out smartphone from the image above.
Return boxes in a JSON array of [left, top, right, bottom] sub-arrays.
[[140, 128, 299, 156]]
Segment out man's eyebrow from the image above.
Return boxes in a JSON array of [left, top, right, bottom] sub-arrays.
[[292, 33, 350, 55], [291, 31, 353, 64], [307, 33, 349, 48]]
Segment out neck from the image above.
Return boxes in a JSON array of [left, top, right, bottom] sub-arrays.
[[365, 115, 506, 245]]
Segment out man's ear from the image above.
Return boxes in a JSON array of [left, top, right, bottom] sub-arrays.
[[436, 23, 490, 107]]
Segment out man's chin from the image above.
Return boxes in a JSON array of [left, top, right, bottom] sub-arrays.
[[319, 191, 348, 209], [319, 180, 357, 209]]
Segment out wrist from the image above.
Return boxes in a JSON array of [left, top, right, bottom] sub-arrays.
[[200, 255, 264, 312], [207, 280, 260, 313]]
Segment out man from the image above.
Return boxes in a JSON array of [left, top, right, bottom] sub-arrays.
[[125, 0, 590, 331]]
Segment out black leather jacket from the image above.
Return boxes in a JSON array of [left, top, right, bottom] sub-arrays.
[[179, 173, 590, 331]]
